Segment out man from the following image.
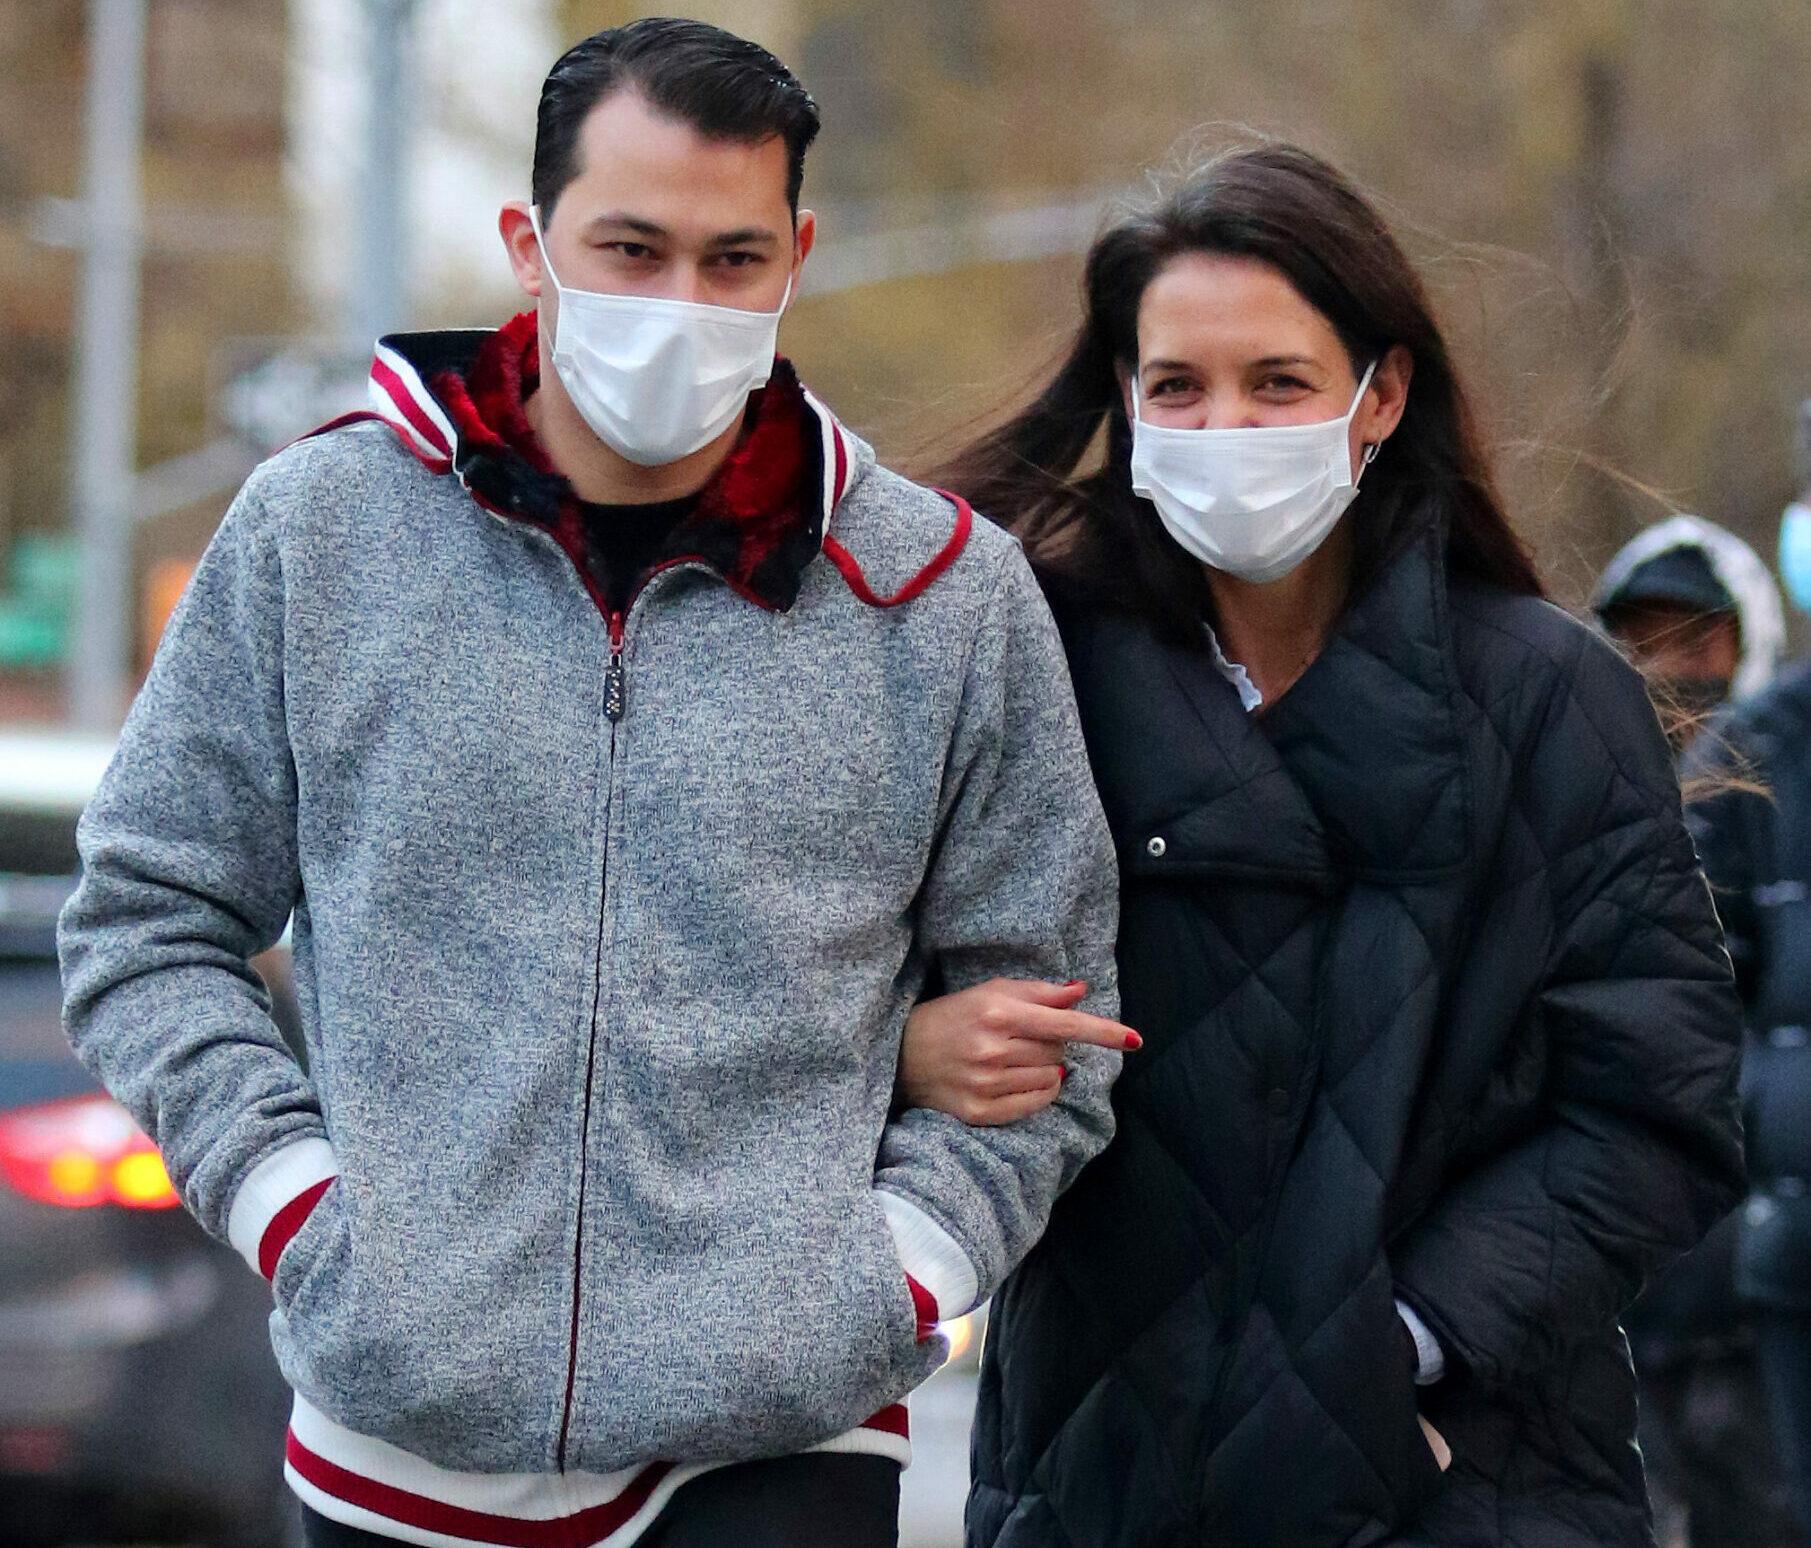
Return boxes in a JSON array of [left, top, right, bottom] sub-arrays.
[[58, 20, 1126, 1547], [1592, 512, 1784, 750], [1593, 513, 1799, 1548], [1683, 486, 1811, 1541]]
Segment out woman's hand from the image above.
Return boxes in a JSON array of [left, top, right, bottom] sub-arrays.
[[899, 978, 1141, 1126], [1419, 1415, 1452, 1472]]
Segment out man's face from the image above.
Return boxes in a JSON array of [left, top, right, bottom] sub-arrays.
[[1607, 601, 1742, 685], [1605, 600, 1742, 752], [507, 86, 813, 317]]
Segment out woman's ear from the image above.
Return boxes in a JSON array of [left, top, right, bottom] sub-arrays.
[[1117, 363, 1137, 427], [1361, 343, 1413, 447]]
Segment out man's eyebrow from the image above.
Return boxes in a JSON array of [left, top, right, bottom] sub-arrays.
[[582, 212, 669, 239], [705, 227, 782, 249]]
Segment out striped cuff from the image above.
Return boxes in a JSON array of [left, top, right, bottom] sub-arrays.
[[226, 1137, 339, 1279], [1396, 1299, 1446, 1386], [875, 1189, 979, 1327]]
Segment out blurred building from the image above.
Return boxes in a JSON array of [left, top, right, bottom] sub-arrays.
[[0, 0, 292, 717], [2, 0, 1809, 724], [554, 0, 1811, 608]]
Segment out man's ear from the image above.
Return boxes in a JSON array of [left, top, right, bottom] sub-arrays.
[[500, 201, 545, 300], [792, 208, 818, 289]]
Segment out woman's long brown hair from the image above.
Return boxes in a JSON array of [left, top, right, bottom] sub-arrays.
[[937, 143, 1543, 642]]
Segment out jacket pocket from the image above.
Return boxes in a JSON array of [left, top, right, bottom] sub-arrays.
[[267, 1177, 368, 1407], [1362, 1301, 1450, 1529], [269, 1175, 345, 1307], [1362, 1387, 1448, 1536], [563, 1190, 945, 1472], [271, 1177, 353, 1326]]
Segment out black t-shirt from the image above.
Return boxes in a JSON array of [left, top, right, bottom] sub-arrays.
[[575, 493, 697, 618]]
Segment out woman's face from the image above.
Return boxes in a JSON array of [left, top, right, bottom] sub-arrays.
[[1125, 252, 1409, 478]]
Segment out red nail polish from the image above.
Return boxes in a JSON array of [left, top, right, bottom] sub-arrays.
[[1059, 1064, 1069, 1081], [1065, 979, 1086, 989], [1124, 1032, 1143, 1051]]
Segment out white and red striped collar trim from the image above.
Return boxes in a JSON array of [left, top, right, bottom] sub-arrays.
[[361, 338, 856, 547], [284, 1395, 910, 1548], [368, 342, 458, 473], [800, 384, 853, 547]]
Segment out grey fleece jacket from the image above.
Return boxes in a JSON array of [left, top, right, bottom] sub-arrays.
[[57, 341, 1120, 1482]]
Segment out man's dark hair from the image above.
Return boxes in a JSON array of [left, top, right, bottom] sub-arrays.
[[532, 17, 820, 224]]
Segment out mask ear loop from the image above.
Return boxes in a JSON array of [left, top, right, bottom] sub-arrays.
[[527, 205, 565, 295], [1350, 360, 1384, 490]]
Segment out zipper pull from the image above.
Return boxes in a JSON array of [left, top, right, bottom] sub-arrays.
[[605, 652, 625, 723], [605, 613, 626, 723]]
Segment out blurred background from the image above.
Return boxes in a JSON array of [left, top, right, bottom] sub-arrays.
[[4, 0, 1811, 728], [1, 1, 1809, 1544]]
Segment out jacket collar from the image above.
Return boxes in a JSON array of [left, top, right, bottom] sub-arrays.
[[363, 314, 857, 615], [1075, 522, 1470, 886], [1259, 522, 1470, 882]]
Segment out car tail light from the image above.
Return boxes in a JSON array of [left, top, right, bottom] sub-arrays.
[[0, 1096, 180, 1210]]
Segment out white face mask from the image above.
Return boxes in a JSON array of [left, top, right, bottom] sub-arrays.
[[1129, 361, 1380, 583], [530, 206, 791, 467]]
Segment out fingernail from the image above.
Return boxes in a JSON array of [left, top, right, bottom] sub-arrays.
[[1124, 1032, 1143, 1051], [1059, 1064, 1069, 1082], [1065, 979, 1086, 989]]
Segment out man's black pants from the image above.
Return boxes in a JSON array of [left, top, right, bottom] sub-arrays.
[[300, 1452, 901, 1548]]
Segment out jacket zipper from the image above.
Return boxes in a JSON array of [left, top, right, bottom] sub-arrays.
[[604, 611, 626, 724], [555, 606, 627, 1470]]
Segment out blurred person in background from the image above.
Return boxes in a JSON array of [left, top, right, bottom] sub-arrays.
[[1592, 514, 1784, 754], [900, 143, 1745, 1547], [56, 19, 1132, 1548], [1682, 485, 1811, 1539], [1591, 514, 1798, 1548]]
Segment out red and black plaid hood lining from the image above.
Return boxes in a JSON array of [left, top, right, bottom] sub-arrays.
[[380, 312, 834, 616]]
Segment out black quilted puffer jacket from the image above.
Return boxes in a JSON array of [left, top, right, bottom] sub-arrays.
[[967, 523, 1745, 1548]]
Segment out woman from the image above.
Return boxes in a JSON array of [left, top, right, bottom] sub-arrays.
[[899, 144, 1745, 1546]]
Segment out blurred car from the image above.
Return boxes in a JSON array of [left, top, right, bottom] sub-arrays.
[[0, 729, 296, 1547]]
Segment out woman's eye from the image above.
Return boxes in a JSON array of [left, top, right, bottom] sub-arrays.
[[1149, 377, 1194, 397], [1260, 375, 1310, 394]]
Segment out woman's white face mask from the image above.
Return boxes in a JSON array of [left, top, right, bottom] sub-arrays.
[[530, 205, 790, 467], [1129, 361, 1380, 584]]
